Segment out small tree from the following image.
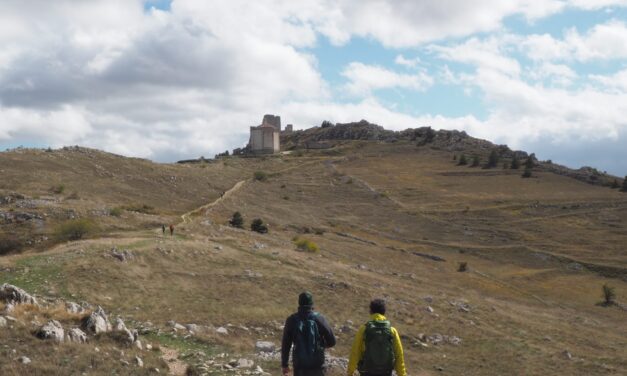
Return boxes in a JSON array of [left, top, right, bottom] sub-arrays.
[[522, 168, 532, 178], [621, 176, 627, 192], [610, 179, 619, 189], [458, 262, 468, 272], [458, 154, 468, 166], [510, 157, 520, 169], [486, 150, 499, 168], [452, 154, 457, 161], [524, 155, 535, 169], [229, 211, 244, 228], [251, 218, 268, 234], [602, 284, 616, 306], [470, 155, 480, 167], [54, 219, 96, 241], [253, 171, 268, 181]]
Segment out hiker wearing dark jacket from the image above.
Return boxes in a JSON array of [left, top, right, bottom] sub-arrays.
[[281, 292, 336, 376], [347, 299, 406, 376]]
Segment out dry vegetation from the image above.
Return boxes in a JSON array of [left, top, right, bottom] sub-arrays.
[[1, 141, 626, 375]]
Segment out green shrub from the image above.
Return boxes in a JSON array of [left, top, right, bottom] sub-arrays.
[[50, 184, 65, 194], [251, 218, 268, 234], [109, 207, 123, 217], [54, 219, 96, 241], [294, 237, 319, 253], [458, 262, 468, 272], [486, 150, 499, 168], [522, 168, 532, 178], [622, 176, 627, 192], [229, 211, 244, 228], [470, 155, 480, 167], [610, 179, 619, 189], [510, 157, 520, 169], [602, 284, 616, 306], [253, 171, 268, 181], [457, 154, 468, 166]]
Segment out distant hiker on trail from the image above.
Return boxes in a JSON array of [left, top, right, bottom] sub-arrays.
[[347, 299, 406, 376], [169, 224, 174, 236], [161, 224, 166, 235], [281, 292, 336, 376]]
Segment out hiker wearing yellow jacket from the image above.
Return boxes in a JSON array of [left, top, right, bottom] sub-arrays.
[[347, 299, 407, 376]]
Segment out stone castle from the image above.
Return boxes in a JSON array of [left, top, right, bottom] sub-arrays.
[[248, 114, 292, 154]]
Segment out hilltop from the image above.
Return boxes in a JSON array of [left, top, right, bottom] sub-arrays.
[[1, 125, 626, 375]]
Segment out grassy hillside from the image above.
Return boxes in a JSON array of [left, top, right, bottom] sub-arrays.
[[1, 140, 626, 375]]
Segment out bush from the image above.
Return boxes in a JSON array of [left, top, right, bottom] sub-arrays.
[[510, 157, 520, 169], [229, 211, 244, 228], [470, 155, 480, 167], [0, 234, 22, 255], [458, 262, 468, 272], [602, 284, 616, 306], [50, 184, 65, 194], [486, 150, 499, 168], [452, 154, 457, 161], [524, 155, 535, 169], [522, 168, 532, 178], [622, 176, 627, 192], [294, 237, 319, 253], [54, 219, 96, 241], [109, 207, 123, 217], [251, 218, 268, 234], [253, 171, 268, 181], [610, 179, 619, 189], [458, 154, 468, 166], [123, 204, 155, 214]]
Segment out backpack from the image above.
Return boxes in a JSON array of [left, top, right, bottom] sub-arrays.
[[358, 320, 395, 374], [292, 312, 325, 369]]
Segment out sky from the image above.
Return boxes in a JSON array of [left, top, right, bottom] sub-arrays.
[[0, 0, 626, 176]]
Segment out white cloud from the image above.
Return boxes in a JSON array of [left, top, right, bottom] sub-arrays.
[[394, 55, 422, 68], [341, 62, 433, 96], [528, 62, 578, 86], [590, 69, 627, 92]]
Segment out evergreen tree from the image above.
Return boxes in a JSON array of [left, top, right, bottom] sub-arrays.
[[522, 168, 532, 178], [486, 150, 499, 168], [458, 154, 467, 166], [510, 157, 520, 169], [610, 179, 620, 189], [471, 155, 480, 167], [622, 176, 627, 192], [524, 155, 535, 169], [453, 154, 457, 161], [229, 211, 244, 228], [251, 218, 268, 233]]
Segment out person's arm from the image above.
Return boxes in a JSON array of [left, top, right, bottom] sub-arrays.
[[281, 316, 293, 369], [346, 324, 365, 376], [391, 327, 407, 376], [315, 314, 336, 348]]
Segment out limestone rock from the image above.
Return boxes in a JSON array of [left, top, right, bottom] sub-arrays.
[[255, 341, 275, 353], [67, 328, 88, 343], [66, 301, 83, 314], [83, 306, 112, 334], [36, 320, 65, 342], [114, 318, 128, 332], [0, 316, 6, 328], [216, 326, 228, 335], [236, 358, 254, 368], [0, 284, 38, 305], [135, 356, 144, 367], [18, 356, 31, 364]]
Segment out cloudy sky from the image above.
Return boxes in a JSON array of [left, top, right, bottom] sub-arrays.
[[1, 0, 626, 175]]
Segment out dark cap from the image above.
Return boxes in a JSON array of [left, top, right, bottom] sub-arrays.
[[298, 291, 314, 307]]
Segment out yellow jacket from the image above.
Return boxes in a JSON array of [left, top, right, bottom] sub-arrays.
[[347, 314, 407, 376]]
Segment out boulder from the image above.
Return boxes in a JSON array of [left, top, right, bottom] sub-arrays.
[[67, 328, 88, 343], [0, 316, 6, 328], [216, 326, 228, 335], [114, 318, 128, 332], [18, 356, 31, 364], [36, 320, 65, 342], [66, 302, 83, 314], [255, 341, 275, 353], [0, 284, 38, 305], [83, 306, 112, 334], [135, 356, 144, 367], [236, 358, 254, 368]]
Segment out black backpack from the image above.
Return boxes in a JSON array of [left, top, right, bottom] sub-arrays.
[[358, 320, 395, 374], [293, 312, 325, 369]]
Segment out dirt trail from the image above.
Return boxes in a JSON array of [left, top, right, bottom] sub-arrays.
[[180, 179, 247, 223], [160, 347, 186, 375]]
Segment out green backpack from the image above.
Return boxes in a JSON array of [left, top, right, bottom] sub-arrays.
[[358, 320, 395, 374]]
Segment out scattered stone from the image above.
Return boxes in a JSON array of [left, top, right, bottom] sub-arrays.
[[110, 247, 134, 262], [66, 301, 83, 314], [216, 327, 228, 335], [423, 296, 434, 303], [146, 343, 153, 350], [67, 328, 88, 343], [18, 356, 31, 364], [83, 306, 112, 334], [0, 316, 6, 327], [426, 306, 434, 313], [114, 318, 128, 332], [135, 356, 144, 367], [236, 358, 254, 368], [36, 320, 65, 342], [253, 243, 266, 250], [244, 269, 263, 278], [185, 323, 200, 333], [174, 323, 186, 331], [0, 284, 38, 305], [255, 341, 275, 353], [135, 340, 143, 350], [562, 350, 573, 360]]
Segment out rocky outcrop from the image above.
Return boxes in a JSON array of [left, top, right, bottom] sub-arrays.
[[0, 283, 38, 306], [36, 320, 65, 342], [82, 306, 112, 334], [67, 328, 88, 343]]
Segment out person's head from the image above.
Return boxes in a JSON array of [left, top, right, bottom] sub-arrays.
[[298, 291, 314, 308], [369, 298, 386, 315]]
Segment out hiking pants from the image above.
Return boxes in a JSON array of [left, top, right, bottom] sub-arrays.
[[293, 368, 325, 376]]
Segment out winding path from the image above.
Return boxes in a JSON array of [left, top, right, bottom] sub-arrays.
[[180, 179, 247, 223]]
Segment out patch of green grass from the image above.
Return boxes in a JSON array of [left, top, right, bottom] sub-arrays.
[[144, 332, 223, 357], [3, 255, 69, 297]]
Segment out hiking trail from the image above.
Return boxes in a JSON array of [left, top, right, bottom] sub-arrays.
[[180, 179, 247, 223]]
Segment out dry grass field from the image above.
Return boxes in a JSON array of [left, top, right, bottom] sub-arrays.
[[1, 141, 625, 375]]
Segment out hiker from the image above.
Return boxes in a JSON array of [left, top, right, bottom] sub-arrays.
[[169, 224, 174, 236], [161, 224, 166, 235], [347, 299, 406, 376], [281, 292, 336, 376]]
